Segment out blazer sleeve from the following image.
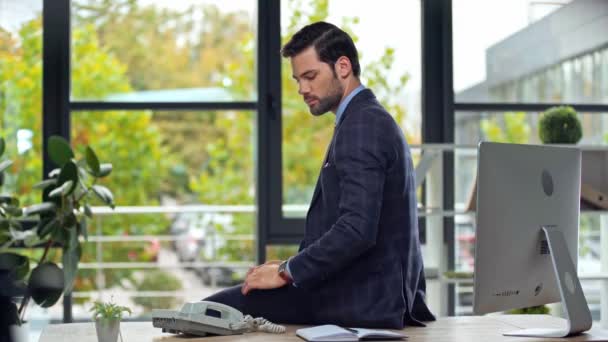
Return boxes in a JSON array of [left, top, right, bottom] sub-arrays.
[[288, 113, 392, 289]]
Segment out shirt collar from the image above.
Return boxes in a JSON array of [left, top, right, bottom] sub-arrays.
[[335, 84, 365, 125]]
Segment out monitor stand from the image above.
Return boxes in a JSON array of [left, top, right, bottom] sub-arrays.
[[504, 226, 592, 338]]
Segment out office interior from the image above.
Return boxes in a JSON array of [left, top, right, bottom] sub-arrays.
[[1, 0, 608, 340]]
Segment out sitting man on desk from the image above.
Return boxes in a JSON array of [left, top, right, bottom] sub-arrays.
[[204, 21, 435, 329]]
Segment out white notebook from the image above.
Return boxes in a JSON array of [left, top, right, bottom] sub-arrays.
[[296, 325, 407, 342]]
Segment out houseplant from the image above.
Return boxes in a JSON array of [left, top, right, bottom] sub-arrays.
[[0, 135, 115, 328], [538, 105, 582, 144], [90, 299, 131, 342]]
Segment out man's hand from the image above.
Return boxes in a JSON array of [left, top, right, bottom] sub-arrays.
[[242, 263, 287, 295]]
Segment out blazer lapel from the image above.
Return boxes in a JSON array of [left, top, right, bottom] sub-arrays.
[[307, 89, 375, 211], [308, 129, 335, 209]]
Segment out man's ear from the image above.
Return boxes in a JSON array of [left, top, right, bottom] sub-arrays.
[[334, 56, 352, 79]]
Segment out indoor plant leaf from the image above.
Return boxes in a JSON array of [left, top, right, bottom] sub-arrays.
[[0, 252, 29, 281], [23, 202, 57, 217], [48, 168, 61, 178], [84, 204, 93, 219], [57, 161, 79, 195], [48, 136, 74, 167], [98, 163, 113, 178], [49, 181, 73, 198], [62, 227, 82, 293], [92, 185, 115, 208], [29, 262, 64, 308], [37, 217, 59, 239], [33, 179, 57, 190], [85, 146, 101, 175], [0, 160, 13, 173]]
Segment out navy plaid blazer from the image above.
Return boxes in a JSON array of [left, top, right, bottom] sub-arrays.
[[289, 89, 435, 329]]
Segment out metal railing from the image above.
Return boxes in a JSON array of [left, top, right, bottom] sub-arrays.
[[76, 204, 608, 327]]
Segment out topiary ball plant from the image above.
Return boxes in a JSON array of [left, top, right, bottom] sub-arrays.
[[538, 106, 582, 144]]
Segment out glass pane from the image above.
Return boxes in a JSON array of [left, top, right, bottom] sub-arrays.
[[71, 110, 255, 206], [281, 0, 422, 215], [453, 0, 608, 104], [71, 0, 256, 102], [69, 110, 255, 319], [0, 0, 43, 205], [455, 111, 608, 207]]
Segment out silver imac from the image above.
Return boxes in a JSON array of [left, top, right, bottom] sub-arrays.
[[473, 142, 592, 338]]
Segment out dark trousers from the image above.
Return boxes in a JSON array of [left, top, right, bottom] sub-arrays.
[[203, 284, 318, 325]]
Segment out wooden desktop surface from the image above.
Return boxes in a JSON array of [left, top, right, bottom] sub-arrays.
[[39, 315, 608, 342]]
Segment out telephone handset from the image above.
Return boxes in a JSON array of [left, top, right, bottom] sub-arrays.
[[152, 301, 285, 337]]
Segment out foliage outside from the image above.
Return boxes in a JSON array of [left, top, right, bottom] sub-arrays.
[[132, 270, 182, 312]]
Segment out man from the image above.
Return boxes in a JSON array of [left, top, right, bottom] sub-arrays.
[[204, 21, 434, 329]]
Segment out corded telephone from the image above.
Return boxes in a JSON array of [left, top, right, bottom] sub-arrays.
[[152, 301, 285, 337]]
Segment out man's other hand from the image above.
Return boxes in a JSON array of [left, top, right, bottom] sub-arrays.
[[242, 263, 287, 295]]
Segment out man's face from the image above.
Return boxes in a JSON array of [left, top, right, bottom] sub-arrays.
[[290, 47, 344, 116]]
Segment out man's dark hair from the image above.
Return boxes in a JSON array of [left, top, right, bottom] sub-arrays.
[[281, 21, 361, 78]]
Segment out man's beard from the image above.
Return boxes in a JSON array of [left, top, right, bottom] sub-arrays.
[[309, 78, 344, 116]]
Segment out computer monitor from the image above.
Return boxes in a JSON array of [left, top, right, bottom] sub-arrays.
[[473, 142, 592, 338]]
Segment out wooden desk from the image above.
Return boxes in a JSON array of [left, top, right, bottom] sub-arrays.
[[39, 315, 608, 341]]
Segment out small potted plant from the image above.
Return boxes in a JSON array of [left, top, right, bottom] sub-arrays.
[[90, 299, 131, 342], [538, 105, 582, 144], [0, 135, 115, 333]]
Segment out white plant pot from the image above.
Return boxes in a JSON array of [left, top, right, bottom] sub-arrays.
[[9, 322, 29, 342], [95, 319, 121, 342]]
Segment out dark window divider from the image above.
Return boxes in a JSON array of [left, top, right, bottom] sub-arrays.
[[43, 0, 72, 323], [422, 0, 455, 316], [70, 101, 257, 111], [455, 102, 608, 113]]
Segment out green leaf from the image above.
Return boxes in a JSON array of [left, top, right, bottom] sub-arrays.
[[62, 227, 81, 293], [24, 231, 40, 247], [84, 204, 93, 219], [23, 203, 57, 217], [0, 160, 13, 173], [37, 217, 59, 239], [33, 179, 57, 190], [48, 168, 61, 178], [57, 161, 79, 196], [92, 185, 115, 209], [49, 181, 73, 198], [0, 137, 5, 158], [51, 225, 69, 245], [3, 205, 22, 217], [48, 136, 74, 167], [0, 195, 19, 205], [98, 163, 113, 178], [85, 146, 101, 175], [29, 262, 64, 308], [0, 252, 29, 281]]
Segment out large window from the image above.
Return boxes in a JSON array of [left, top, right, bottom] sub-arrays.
[[452, 0, 608, 318], [14, 0, 608, 325], [280, 0, 422, 215], [64, 0, 258, 320], [0, 0, 43, 204], [71, 0, 257, 102]]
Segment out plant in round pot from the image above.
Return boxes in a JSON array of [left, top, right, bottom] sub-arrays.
[[0, 135, 115, 333], [90, 299, 131, 342], [538, 105, 583, 144]]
